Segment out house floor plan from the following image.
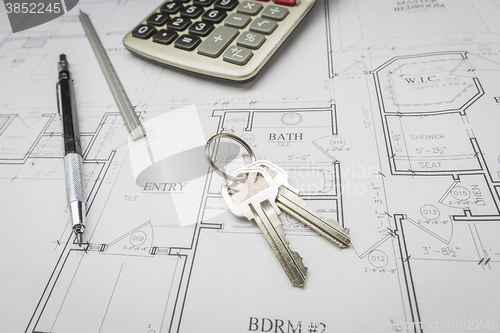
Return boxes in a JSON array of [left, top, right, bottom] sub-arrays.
[[0, 0, 499, 332]]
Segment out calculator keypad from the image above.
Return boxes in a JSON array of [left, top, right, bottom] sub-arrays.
[[189, 21, 215, 36], [167, 17, 192, 31], [153, 29, 179, 44], [180, 5, 204, 18], [198, 26, 239, 57], [123, 0, 316, 81], [249, 17, 277, 35], [225, 13, 251, 28], [202, 9, 227, 23], [161, 2, 182, 14], [147, 13, 170, 26], [223, 45, 253, 65], [236, 31, 265, 49], [214, 0, 239, 11], [237, 1, 263, 15], [194, 0, 216, 6], [132, 25, 157, 39], [175, 34, 202, 50], [129, 0, 293, 64], [261, 5, 288, 20]]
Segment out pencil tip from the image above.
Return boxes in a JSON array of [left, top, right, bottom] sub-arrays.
[[77, 233, 83, 247]]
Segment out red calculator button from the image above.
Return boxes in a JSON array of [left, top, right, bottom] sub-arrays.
[[274, 0, 296, 6]]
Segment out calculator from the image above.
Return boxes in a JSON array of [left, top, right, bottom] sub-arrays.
[[122, 0, 316, 82]]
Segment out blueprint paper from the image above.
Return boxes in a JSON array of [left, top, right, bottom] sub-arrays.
[[127, 105, 209, 226], [128, 105, 206, 187], [0, 0, 499, 332]]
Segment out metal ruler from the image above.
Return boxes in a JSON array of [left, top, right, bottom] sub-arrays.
[[79, 10, 145, 141]]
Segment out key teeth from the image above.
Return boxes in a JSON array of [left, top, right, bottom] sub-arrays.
[[291, 251, 308, 271], [275, 218, 307, 287], [291, 250, 308, 287]]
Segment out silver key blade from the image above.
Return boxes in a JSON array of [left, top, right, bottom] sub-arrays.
[[277, 185, 351, 248], [222, 169, 307, 287], [250, 200, 307, 288]]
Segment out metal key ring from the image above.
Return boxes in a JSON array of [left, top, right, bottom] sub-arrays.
[[205, 133, 256, 182]]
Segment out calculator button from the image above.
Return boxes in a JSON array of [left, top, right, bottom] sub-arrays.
[[194, 0, 216, 5], [147, 12, 170, 26], [175, 34, 202, 50], [189, 21, 215, 36], [249, 18, 277, 35], [160, 1, 182, 14], [180, 5, 204, 18], [132, 24, 157, 39], [236, 31, 265, 49], [225, 13, 251, 29], [214, 0, 239, 11], [198, 26, 239, 58], [223, 45, 253, 65], [202, 9, 227, 23], [167, 17, 192, 31], [236, 1, 263, 15], [261, 5, 288, 21], [153, 29, 179, 45], [273, 0, 296, 5]]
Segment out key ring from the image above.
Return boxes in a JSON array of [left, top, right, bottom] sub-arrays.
[[205, 133, 256, 182]]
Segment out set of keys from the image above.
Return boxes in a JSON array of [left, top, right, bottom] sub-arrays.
[[205, 134, 351, 287]]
